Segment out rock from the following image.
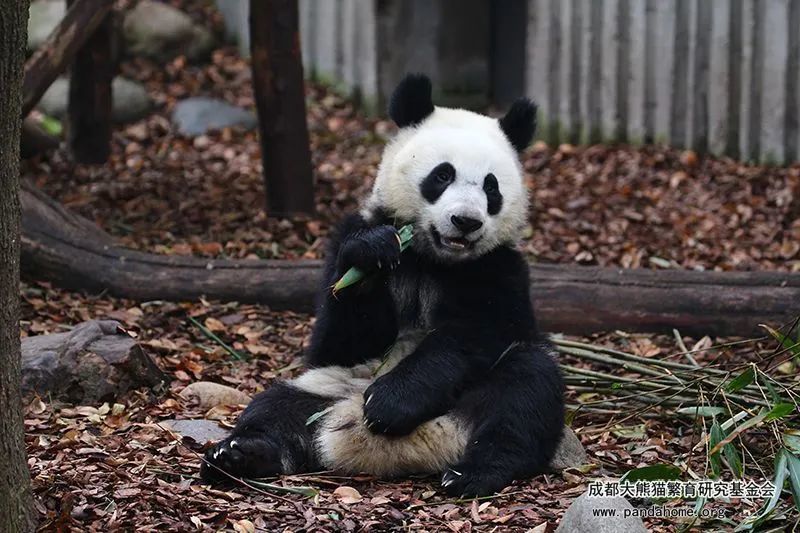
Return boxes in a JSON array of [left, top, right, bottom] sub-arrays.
[[38, 77, 153, 123], [556, 493, 647, 533], [111, 78, 154, 123], [549, 426, 589, 471], [21, 320, 165, 403], [123, 0, 215, 62], [163, 419, 229, 445], [180, 381, 251, 409], [172, 97, 257, 136], [28, 0, 66, 52]]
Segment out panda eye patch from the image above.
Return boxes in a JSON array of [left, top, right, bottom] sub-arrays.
[[420, 162, 455, 203], [483, 173, 503, 215]]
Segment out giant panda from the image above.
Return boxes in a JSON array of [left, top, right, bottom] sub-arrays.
[[201, 74, 565, 497]]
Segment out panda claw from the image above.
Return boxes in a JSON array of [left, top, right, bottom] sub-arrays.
[[365, 394, 373, 407]]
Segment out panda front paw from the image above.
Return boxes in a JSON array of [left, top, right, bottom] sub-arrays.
[[440, 464, 513, 498], [362, 374, 431, 436], [200, 433, 283, 484], [337, 225, 402, 275]]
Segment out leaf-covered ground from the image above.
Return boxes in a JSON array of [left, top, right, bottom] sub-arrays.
[[19, 2, 800, 531]]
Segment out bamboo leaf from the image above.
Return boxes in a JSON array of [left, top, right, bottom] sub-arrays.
[[709, 409, 768, 457], [737, 450, 788, 530], [709, 420, 724, 478], [783, 430, 800, 455], [762, 324, 800, 358], [726, 367, 754, 393], [787, 451, 800, 513], [765, 403, 795, 422], [306, 405, 335, 426], [40, 115, 63, 136], [621, 464, 681, 483]]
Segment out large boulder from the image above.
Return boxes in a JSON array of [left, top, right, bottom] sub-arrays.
[[172, 97, 257, 136], [122, 0, 215, 62], [38, 77, 153, 123], [28, 0, 66, 52], [556, 493, 648, 533]]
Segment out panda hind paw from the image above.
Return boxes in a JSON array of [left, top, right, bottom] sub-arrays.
[[200, 433, 283, 484], [440, 464, 512, 498]]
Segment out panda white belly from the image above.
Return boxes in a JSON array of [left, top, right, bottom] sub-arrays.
[[289, 273, 469, 476]]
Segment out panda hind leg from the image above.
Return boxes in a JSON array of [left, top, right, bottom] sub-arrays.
[[442, 342, 565, 497], [200, 381, 332, 483]]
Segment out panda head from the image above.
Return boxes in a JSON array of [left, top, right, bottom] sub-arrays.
[[363, 74, 537, 262]]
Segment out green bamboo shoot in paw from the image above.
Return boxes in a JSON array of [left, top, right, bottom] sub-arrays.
[[331, 224, 413, 295]]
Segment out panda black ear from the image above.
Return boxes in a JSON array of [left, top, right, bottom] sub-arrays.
[[389, 73, 435, 128], [499, 98, 538, 152]]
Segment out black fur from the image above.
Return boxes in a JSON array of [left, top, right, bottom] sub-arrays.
[[483, 173, 503, 215], [419, 162, 455, 203], [305, 214, 400, 368], [499, 98, 538, 152], [200, 383, 331, 483], [389, 73, 435, 128]]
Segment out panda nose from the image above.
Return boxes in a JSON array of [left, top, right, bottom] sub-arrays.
[[450, 215, 483, 234]]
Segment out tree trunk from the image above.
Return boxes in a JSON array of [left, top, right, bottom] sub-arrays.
[[19, 181, 800, 337], [250, 0, 315, 218], [67, 3, 113, 163], [21, 0, 115, 117], [0, 1, 36, 531]]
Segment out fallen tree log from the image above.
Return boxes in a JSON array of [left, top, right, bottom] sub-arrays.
[[21, 320, 165, 403], [22, 0, 115, 117], [21, 181, 800, 336]]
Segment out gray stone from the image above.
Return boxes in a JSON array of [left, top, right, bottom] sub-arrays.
[[38, 77, 153, 124], [556, 493, 647, 533], [549, 426, 588, 471], [180, 381, 251, 409], [172, 97, 257, 136], [163, 419, 229, 444], [123, 0, 215, 62], [28, 0, 66, 52]]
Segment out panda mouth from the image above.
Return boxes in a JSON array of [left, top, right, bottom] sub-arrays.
[[431, 227, 477, 251]]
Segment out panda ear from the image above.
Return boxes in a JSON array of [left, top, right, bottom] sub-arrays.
[[499, 98, 538, 152], [389, 73, 435, 128]]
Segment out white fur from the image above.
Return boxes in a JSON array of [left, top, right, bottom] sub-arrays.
[[315, 393, 468, 476], [363, 107, 528, 260], [289, 329, 468, 475]]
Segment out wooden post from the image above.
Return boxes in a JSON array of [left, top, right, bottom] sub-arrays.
[[250, 0, 315, 219], [67, 2, 113, 163], [21, 0, 115, 117]]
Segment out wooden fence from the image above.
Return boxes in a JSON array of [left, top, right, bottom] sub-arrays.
[[528, 0, 800, 162]]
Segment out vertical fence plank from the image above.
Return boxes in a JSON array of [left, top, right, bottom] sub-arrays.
[[527, 0, 552, 140], [670, 0, 690, 147], [760, 0, 788, 163], [691, 0, 710, 153], [786, 0, 800, 161], [566, 0, 583, 144], [708, 1, 730, 156], [652, 0, 675, 143], [600, 0, 618, 141], [627, 0, 646, 144], [587, 0, 604, 143]]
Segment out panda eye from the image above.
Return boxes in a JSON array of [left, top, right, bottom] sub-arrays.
[[436, 168, 453, 183], [483, 173, 499, 193]]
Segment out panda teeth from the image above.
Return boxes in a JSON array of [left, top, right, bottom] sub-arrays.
[[441, 237, 467, 250]]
